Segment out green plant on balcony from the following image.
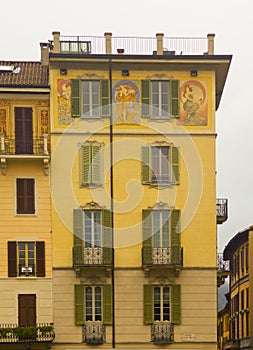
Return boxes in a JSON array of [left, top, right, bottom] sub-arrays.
[[12, 326, 37, 340], [38, 325, 54, 336], [0, 327, 13, 338]]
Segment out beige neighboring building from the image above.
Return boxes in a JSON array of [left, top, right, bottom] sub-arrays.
[[46, 31, 231, 350], [0, 61, 54, 349]]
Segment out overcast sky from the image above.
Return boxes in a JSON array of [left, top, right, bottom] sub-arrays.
[[1, 0, 252, 251]]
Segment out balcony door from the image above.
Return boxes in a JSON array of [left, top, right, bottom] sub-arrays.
[[15, 107, 33, 154], [18, 294, 36, 326]]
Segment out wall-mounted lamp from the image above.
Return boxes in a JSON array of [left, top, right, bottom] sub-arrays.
[[190, 70, 198, 77], [60, 68, 67, 75], [122, 69, 129, 77]]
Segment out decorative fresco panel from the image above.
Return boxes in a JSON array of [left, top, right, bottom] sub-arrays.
[[57, 79, 73, 125], [178, 80, 208, 126], [112, 80, 140, 124], [0, 109, 6, 134]]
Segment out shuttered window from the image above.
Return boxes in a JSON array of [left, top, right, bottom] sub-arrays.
[[73, 208, 112, 266], [8, 241, 45, 277], [16, 178, 35, 214], [80, 143, 102, 186], [71, 79, 109, 118], [142, 145, 179, 185], [141, 80, 179, 118], [142, 209, 181, 266], [74, 284, 112, 325], [143, 284, 181, 325]]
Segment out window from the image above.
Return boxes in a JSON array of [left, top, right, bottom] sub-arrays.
[[85, 286, 102, 321], [141, 80, 179, 118], [16, 178, 35, 214], [71, 79, 109, 118], [142, 209, 181, 266], [153, 210, 170, 248], [15, 107, 33, 154], [154, 286, 170, 321], [18, 294, 36, 326], [241, 247, 244, 275], [143, 284, 180, 324], [73, 208, 112, 266], [80, 143, 102, 186], [8, 241, 45, 277], [142, 145, 179, 185], [75, 284, 112, 325], [84, 211, 101, 248]]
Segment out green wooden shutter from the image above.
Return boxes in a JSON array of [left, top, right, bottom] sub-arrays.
[[142, 146, 151, 184], [171, 284, 181, 324], [102, 209, 112, 265], [170, 80, 179, 118], [101, 80, 110, 117], [170, 146, 180, 185], [91, 144, 102, 185], [103, 284, 112, 325], [171, 209, 181, 265], [81, 144, 91, 185], [71, 79, 80, 117], [141, 80, 150, 117], [142, 210, 152, 266], [75, 284, 84, 325], [143, 284, 153, 324], [73, 209, 84, 265]]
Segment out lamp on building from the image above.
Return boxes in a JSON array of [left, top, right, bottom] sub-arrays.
[[190, 70, 198, 77]]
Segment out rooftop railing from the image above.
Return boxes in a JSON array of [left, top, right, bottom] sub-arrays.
[[48, 32, 214, 56]]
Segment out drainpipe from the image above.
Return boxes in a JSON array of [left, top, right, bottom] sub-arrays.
[[109, 57, 115, 348]]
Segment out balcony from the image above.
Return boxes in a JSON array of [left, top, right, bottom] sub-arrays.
[[217, 198, 228, 224], [217, 253, 230, 287], [83, 322, 105, 345], [151, 323, 174, 344], [0, 134, 50, 175], [0, 323, 54, 344], [73, 247, 113, 269], [142, 247, 183, 276]]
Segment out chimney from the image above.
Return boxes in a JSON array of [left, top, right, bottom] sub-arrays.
[[52, 31, 61, 53], [40, 42, 49, 66], [104, 32, 112, 54], [156, 33, 164, 55], [207, 33, 215, 55]]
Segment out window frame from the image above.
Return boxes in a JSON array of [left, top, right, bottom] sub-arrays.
[[85, 285, 103, 322], [83, 210, 102, 248], [81, 80, 100, 118], [153, 285, 171, 322]]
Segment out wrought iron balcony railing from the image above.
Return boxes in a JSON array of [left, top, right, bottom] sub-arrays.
[[142, 246, 183, 268], [217, 253, 230, 272], [0, 323, 54, 343], [83, 322, 105, 344], [151, 323, 174, 344], [73, 246, 113, 267], [217, 198, 228, 224]]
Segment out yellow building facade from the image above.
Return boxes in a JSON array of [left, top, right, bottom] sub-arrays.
[[0, 62, 54, 349], [48, 32, 231, 350]]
